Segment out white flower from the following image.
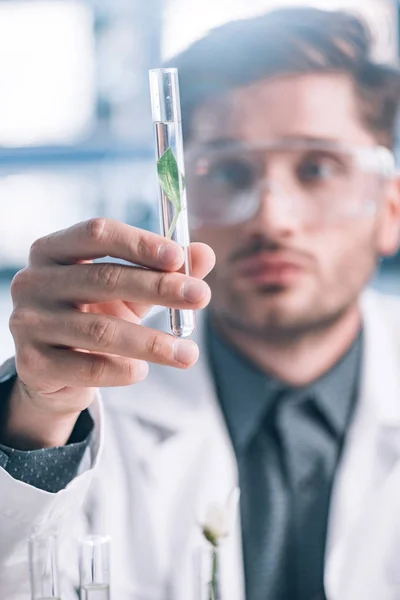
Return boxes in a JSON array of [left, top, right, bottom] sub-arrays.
[[203, 504, 230, 541], [202, 487, 241, 546]]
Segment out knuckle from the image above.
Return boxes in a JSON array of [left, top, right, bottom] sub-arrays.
[[88, 317, 116, 349], [16, 345, 45, 380], [135, 231, 156, 263], [10, 267, 45, 305], [10, 269, 30, 302], [87, 355, 107, 384], [123, 359, 143, 384], [146, 332, 168, 359], [92, 263, 123, 292], [85, 217, 109, 242], [9, 307, 40, 335], [135, 233, 147, 258], [155, 272, 173, 298], [124, 359, 136, 383], [29, 237, 46, 260]]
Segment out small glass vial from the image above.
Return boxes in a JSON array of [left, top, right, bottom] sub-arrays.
[[194, 543, 221, 600], [79, 535, 111, 600], [28, 534, 60, 600]]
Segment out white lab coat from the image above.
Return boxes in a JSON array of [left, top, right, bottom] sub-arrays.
[[2, 289, 400, 600]]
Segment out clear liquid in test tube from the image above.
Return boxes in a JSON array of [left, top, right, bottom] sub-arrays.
[[149, 68, 196, 338], [28, 534, 61, 600]]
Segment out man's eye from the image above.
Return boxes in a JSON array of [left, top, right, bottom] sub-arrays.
[[207, 160, 255, 190], [297, 156, 343, 182]]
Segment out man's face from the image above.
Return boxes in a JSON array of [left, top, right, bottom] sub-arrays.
[[186, 73, 398, 339]]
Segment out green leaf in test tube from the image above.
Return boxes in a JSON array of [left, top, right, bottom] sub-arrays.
[[157, 147, 186, 239]]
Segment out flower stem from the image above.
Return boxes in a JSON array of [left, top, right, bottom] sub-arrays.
[[208, 546, 218, 600], [167, 210, 180, 239]]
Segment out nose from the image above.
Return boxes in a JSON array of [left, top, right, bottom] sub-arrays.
[[243, 178, 302, 237]]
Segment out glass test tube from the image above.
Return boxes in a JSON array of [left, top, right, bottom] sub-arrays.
[[79, 535, 111, 600], [149, 67, 196, 338], [28, 534, 60, 600], [194, 544, 221, 600]]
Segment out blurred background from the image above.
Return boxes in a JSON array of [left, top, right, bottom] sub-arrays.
[[0, 0, 399, 362]]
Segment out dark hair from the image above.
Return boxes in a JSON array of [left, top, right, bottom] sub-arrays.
[[167, 7, 400, 148]]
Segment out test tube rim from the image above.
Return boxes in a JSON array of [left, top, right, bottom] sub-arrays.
[[29, 533, 58, 543], [149, 67, 178, 75], [80, 534, 111, 547]]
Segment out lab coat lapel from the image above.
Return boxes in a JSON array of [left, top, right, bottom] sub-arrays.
[[106, 311, 245, 600], [129, 311, 219, 479], [142, 314, 245, 600], [145, 314, 245, 600], [325, 291, 400, 598]]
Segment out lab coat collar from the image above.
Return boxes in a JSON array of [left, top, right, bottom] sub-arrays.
[[360, 289, 400, 430]]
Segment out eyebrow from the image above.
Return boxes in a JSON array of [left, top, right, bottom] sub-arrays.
[[197, 135, 346, 150], [199, 137, 239, 150], [279, 135, 345, 148]]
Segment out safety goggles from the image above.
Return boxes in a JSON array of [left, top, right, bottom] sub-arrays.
[[185, 140, 396, 228]]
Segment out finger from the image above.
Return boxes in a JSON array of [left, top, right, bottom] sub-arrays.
[[17, 263, 211, 309], [17, 345, 150, 390], [117, 243, 216, 320], [28, 218, 185, 272], [189, 242, 216, 279], [27, 309, 199, 368]]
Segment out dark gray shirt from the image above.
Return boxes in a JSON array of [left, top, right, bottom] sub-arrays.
[[207, 318, 362, 600], [207, 321, 361, 454], [0, 374, 93, 492]]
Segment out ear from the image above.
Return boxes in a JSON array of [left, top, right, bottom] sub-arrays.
[[377, 175, 400, 257]]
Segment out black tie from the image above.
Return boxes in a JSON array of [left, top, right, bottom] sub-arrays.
[[239, 391, 339, 600]]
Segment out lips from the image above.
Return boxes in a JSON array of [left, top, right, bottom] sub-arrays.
[[235, 253, 305, 285]]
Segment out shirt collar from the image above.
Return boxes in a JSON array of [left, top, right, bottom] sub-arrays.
[[206, 316, 362, 452], [309, 332, 362, 438]]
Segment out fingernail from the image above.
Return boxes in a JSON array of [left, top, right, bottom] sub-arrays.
[[158, 244, 182, 266], [137, 360, 149, 381], [173, 341, 199, 365], [182, 280, 208, 303]]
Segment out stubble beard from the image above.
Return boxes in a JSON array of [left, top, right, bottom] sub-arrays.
[[208, 282, 356, 345]]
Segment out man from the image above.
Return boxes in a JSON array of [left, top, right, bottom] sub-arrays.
[[1, 7, 400, 600]]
